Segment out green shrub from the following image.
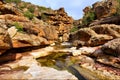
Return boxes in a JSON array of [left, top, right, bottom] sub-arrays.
[[5, 0, 21, 4], [19, 3, 27, 10], [114, 0, 120, 15], [24, 11, 34, 20], [14, 22, 24, 32], [82, 11, 96, 25], [70, 26, 78, 32], [28, 6, 35, 13], [38, 6, 52, 12], [38, 6, 48, 11]]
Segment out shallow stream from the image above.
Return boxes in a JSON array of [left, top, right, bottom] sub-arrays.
[[36, 42, 101, 80]]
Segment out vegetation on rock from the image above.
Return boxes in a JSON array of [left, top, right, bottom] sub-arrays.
[[70, 26, 78, 33], [23, 11, 34, 20], [5, 0, 21, 4], [13, 22, 24, 32], [82, 11, 96, 26]]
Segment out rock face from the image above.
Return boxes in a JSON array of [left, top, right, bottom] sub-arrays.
[[70, 24, 120, 47], [0, 27, 12, 55], [0, 3, 56, 49], [40, 8, 74, 38], [90, 16, 120, 26], [0, 1, 73, 55], [0, 3, 23, 16], [92, 0, 118, 19], [102, 38, 120, 56]]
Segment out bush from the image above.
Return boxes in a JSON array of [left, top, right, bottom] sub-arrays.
[[19, 3, 27, 10], [70, 26, 78, 32], [82, 11, 96, 25], [28, 6, 35, 13], [14, 22, 24, 32], [24, 11, 34, 20], [38, 6, 52, 12], [114, 0, 120, 15], [38, 6, 48, 11], [5, 0, 21, 4]]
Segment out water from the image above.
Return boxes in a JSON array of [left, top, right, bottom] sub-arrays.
[[37, 42, 98, 80]]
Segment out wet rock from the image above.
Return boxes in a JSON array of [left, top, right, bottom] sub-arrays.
[[3, 55, 77, 80], [102, 38, 120, 56]]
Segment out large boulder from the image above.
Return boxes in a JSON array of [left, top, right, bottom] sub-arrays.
[[90, 16, 120, 26], [0, 27, 12, 55], [92, 0, 118, 19], [102, 38, 120, 56], [11, 32, 49, 48], [0, 3, 23, 16], [70, 24, 120, 47]]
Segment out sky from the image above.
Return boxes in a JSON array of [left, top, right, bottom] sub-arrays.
[[22, 0, 101, 20]]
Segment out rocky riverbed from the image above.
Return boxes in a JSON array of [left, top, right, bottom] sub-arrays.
[[0, 42, 120, 80], [0, 0, 120, 79]]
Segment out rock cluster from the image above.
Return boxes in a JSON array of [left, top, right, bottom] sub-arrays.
[[0, 1, 73, 54], [40, 8, 74, 37], [92, 0, 118, 19], [102, 38, 120, 56], [70, 24, 120, 47]]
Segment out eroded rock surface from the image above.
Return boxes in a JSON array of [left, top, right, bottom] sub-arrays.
[[102, 38, 120, 56], [0, 27, 12, 55], [70, 24, 120, 47]]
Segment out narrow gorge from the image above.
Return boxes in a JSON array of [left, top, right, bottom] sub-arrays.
[[0, 0, 120, 79]]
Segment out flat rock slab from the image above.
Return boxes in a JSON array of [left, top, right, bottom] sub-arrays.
[[24, 64, 78, 80]]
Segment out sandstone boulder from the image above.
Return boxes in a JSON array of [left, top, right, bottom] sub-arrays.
[[102, 38, 120, 56], [0, 3, 23, 16], [90, 16, 120, 26], [70, 24, 120, 47], [92, 0, 118, 19], [12, 32, 49, 48], [0, 27, 12, 55]]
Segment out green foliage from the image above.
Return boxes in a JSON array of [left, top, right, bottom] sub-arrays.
[[70, 26, 78, 33], [82, 11, 96, 25], [5, 0, 21, 4], [38, 6, 52, 13], [114, 0, 120, 15], [117, 0, 120, 3], [28, 6, 35, 13], [38, 6, 48, 11], [14, 22, 24, 32], [19, 3, 27, 10], [23, 11, 34, 20]]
